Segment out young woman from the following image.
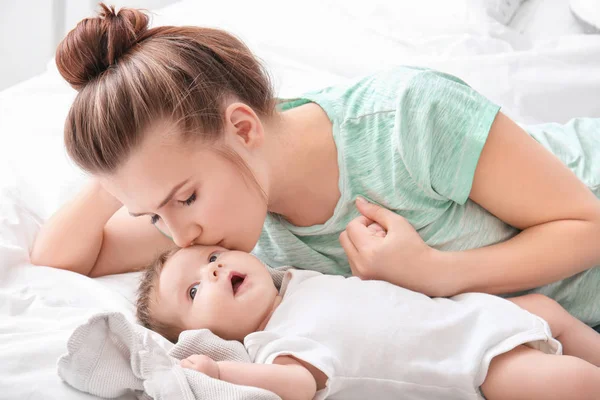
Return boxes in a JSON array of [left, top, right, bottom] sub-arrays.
[[31, 4, 600, 328]]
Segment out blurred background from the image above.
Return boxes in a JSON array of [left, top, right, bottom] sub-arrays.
[[0, 0, 179, 90], [0, 0, 597, 91]]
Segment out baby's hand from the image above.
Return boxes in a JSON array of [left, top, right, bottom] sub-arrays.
[[180, 354, 220, 379], [367, 222, 387, 237]]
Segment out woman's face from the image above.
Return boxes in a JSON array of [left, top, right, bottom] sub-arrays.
[[101, 119, 268, 252]]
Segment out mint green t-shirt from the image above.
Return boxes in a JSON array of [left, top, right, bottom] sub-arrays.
[[252, 66, 600, 326]]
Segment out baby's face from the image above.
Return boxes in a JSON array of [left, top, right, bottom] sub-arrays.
[[154, 245, 278, 341]]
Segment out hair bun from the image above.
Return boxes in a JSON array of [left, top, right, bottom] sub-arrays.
[[56, 3, 149, 90]]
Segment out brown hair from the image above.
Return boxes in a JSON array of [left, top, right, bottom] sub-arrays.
[[56, 3, 275, 174], [136, 247, 181, 342]]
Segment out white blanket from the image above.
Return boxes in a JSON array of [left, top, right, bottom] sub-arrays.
[[57, 312, 280, 400]]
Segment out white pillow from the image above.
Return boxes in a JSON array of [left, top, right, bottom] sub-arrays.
[[320, 0, 520, 34], [150, 0, 522, 84], [571, 0, 600, 32], [484, 0, 527, 25]]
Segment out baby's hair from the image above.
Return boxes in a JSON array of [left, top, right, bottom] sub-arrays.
[[136, 247, 181, 342]]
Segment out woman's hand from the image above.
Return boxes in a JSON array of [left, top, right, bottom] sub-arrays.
[[180, 354, 220, 379], [339, 197, 450, 296]]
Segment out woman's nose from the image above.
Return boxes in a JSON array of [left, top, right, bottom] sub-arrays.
[[172, 234, 193, 248], [169, 223, 202, 248]]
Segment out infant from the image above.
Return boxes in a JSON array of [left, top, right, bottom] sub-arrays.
[[136, 245, 600, 400]]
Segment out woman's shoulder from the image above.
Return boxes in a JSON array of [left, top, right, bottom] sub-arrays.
[[283, 66, 464, 123], [314, 65, 427, 98]]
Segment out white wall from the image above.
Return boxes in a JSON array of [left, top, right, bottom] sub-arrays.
[[0, 1, 57, 90], [0, 0, 178, 91], [63, 0, 178, 37]]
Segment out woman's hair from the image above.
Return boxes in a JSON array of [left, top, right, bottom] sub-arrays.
[[137, 247, 181, 343], [56, 3, 275, 174]]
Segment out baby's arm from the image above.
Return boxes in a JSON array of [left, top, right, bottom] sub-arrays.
[[181, 354, 317, 400]]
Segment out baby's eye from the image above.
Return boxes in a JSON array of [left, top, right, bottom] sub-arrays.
[[150, 214, 160, 225], [189, 283, 199, 300], [209, 253, 219, 263]]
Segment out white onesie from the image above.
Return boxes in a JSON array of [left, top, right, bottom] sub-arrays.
[[244, 270, 561, 400]]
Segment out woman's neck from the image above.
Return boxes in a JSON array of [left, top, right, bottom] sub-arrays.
[[264, 103, 340, 227]]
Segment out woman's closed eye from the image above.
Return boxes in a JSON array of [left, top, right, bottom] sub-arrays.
[[189, 283, 199, 300], [149, 192, 197, 225], [179, 192, 196, 206]]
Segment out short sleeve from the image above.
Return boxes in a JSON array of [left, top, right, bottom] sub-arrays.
[[396, 70, 500, 204], [244, 332, 337, 381]]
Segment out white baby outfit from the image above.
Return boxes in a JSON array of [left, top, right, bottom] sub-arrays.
[[244, 270, 561, 400]]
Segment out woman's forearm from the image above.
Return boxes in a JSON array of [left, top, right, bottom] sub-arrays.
[[30, 180, 123, 275], [445, 112, 600, 297], [435, 218, 600, 296]]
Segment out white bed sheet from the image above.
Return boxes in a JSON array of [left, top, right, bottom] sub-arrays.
[[1, 0, 599, 398], [510, 0, 586, 41]]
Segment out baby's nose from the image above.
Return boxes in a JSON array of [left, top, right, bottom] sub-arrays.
[[208, 264, 223, 280]]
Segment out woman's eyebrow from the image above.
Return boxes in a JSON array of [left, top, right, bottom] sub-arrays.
[[129, 179, 190, 217]]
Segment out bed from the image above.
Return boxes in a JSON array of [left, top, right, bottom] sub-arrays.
[[1, 0, 599, 398]]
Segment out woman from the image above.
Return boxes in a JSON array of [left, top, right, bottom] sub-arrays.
[[31, 4, 600, 327]]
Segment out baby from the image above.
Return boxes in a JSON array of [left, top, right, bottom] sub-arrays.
[[136, 245, 600, 400]]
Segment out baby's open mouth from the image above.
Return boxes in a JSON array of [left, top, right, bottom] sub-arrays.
[[229, 272, 246, 295]]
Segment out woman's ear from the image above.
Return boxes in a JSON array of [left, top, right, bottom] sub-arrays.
[[224, 102, 264, 149]]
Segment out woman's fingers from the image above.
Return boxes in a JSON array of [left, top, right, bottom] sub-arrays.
[[345, 216, 380, 251], [354, 198, 395, 229], [339, 230, 362, 277]]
